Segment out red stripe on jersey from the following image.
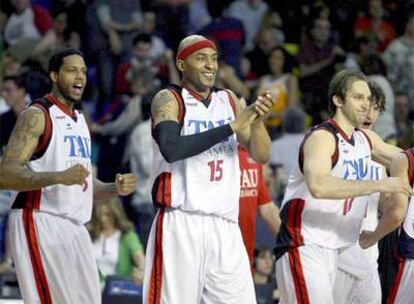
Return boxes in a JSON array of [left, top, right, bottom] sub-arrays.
[[327, 118, 351, 143], [288, 248, 310, 304], [164, 173, 172, 208], [169, 89, 185, 124], [148, 210, 165, 304], [404, 149, 414, 186], [182, 82, 212, 102], [23, 208, 52, 304], [387, 259, 406, 304], [287, 199, 305, 247], [31, 104, 52, 155]]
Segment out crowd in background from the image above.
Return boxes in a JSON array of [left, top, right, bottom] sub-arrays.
[[0, 0, 414, 302]]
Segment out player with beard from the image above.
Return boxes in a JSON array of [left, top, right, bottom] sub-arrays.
[[0, 49, 137, 304]]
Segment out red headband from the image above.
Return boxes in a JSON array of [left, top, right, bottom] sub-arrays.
[[176, 39, 217, 60]]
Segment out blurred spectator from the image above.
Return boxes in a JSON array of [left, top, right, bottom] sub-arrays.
[[238, 147, 280, 267], [257, 46, 298, 139], [394, 93, 414, 149], [90, 198, 145, 286], [270, 106, 306, 203], [188, 0, 211, 34], [115, 33, 178, 95], [244, 27, 285, 80], [298, 16, 345, 124], [96, 0, 142, 55], [382, 16, 414, 110], [354, 0, 396, 52], [141, 10, 166, 60], [3, 0, 56, 58], [253, 245, 279, 304], [152, 0, 191, 51], [227, 0, 269, 52], [344, 35, 377, 71], [0, 75, 28, 153], [198, 1, 245, 76], [126, 94, 154, 250], [360, 54, 397, 142], [216, 64, 250, 99]]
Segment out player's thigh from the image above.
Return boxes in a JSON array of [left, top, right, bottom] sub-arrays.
[[144, 209, 205, 304], [202, 219, 256, 304], [333, 269, 357, 304], [391, 260, 414, 304], [352, 272, 381, 304], [276, 245, 336, 304]]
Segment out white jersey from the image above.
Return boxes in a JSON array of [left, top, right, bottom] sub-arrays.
[[10, 95, 93, 224], [396, 148, 414, 259], [338, 161, 382, 278], [275, 119, 372, 257], [151, 85, 240, 222]]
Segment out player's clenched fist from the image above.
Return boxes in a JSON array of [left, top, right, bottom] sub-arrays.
[[115, 173, 137, 196], [58, 164, 90, 185]]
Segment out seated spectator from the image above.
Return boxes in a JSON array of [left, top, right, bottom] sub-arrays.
[[257, 46, 298, 138], [394, 92, 414, 149], [298, 16, 345, 124], [115, 33, 178, 95], [89, 198, 145, 286], [253, 245, 279, 303], [354, 0, 396, 52], [3, 0, 56, 56]]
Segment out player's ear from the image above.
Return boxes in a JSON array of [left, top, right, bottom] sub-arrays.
[[50, 71, 58, 83], [176, 60, 185, 73], [332, 95, 343, 108]]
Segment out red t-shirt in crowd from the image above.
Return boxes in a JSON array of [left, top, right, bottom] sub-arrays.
[[238, 148, 271, 265]]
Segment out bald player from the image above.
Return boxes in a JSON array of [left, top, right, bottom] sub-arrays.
[[143, 35, 275, 303]]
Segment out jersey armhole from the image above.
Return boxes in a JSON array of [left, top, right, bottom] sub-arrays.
[[31, 104, 52, 160], [404, 149, 414, 186], [299, 127, 339, 173]]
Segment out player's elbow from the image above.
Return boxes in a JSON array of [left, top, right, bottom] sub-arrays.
[[307, 179, 324, 199]]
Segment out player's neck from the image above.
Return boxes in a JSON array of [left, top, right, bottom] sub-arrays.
[[50, 89, 74, 112], [332, 112, 356, 137], [182, 80, 211, 99]]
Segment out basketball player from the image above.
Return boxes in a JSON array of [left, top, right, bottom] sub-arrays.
[[359, 152, 414, 304], [0, 49, 136, 304], [274, 70, 412, 304], [333, 80, 387, 304], [143, 35, 274, 303]]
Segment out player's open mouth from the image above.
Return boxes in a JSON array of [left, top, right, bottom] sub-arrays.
[[202, 72, 214, 79], [362, 121, 371, 127], [73, 84, 83, 94]]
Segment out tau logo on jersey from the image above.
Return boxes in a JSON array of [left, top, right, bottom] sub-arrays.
[[342, 155, 370, 180], [188, 117, 232, 135], [64, 135, 91, 158]]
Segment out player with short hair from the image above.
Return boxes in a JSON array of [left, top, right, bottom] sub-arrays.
[[333, 80, 387, 304], [274, 69, 412, 304], [0, 48, 136, 304], [143, 34, 274, 303]]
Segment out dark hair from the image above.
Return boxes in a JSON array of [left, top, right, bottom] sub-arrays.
[[268, 46, 295, 73], [133, 33, 152, 46], [368, 80, 386, 113], [3, 75, 27, 90], [48, 48, 83, 73], [327, 69, 367, 115], [360, 54, 387, 76]]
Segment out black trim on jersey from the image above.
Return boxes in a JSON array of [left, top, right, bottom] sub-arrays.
[[11, 192, 29, 209], [298, 121, 339, 173], [274, 199, 305, 260], [30, 98, 53, 160], [396, 227, 414, 259]]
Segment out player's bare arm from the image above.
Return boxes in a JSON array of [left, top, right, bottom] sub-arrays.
[[303, 130, 411, 199], [151, 89, 179, 126], [258, 202, 281, 237], [93, 173, 137, 201], [0, 107, 89, 191], [364, 128, 402, 168], [360, 153, 410, 248]]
